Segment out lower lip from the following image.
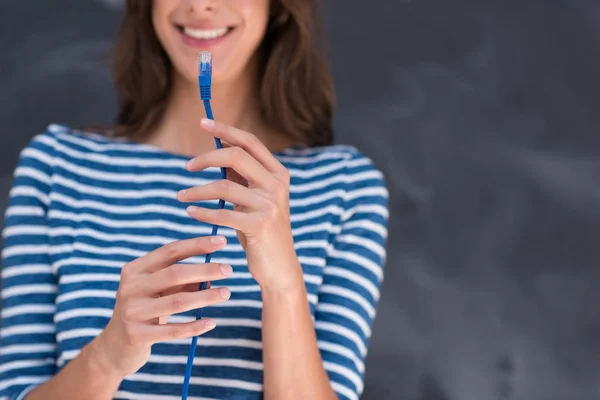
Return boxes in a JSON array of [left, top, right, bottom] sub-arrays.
[[178, 27, 233, 48]]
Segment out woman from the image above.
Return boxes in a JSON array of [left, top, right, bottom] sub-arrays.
[[0, 1, 388, 399]]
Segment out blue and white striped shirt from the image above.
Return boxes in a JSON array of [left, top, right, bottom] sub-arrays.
[[0, 124, 389, 400]]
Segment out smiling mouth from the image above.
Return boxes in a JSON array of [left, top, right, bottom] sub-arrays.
[[177, 25, 235, 40]]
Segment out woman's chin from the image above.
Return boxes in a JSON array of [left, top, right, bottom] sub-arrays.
[[172, 57, 232, 88]]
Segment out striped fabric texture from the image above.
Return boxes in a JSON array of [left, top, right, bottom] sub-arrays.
[[0, 124, 389, 400]]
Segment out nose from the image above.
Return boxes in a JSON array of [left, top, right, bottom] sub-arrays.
[[183, 0, 219, 13]]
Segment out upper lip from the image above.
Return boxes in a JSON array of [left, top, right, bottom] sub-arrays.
[[176, 22, 233, 30]]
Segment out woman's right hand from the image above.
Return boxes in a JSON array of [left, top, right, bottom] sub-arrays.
[[90, 235, 232, 379]]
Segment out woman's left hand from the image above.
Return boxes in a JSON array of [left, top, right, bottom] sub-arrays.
[[177, 118, 303, 291]]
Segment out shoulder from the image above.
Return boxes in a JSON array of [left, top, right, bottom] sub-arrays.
[[20, 124, 156, 170], [14, 124, 135, 184], [284, 144, 388, 196], [282, 144, 386, 179], [282, 144, 389, 226], [44, 123, 129, 153], [14, 125, 63, 175], [21, 123, 120, 160]]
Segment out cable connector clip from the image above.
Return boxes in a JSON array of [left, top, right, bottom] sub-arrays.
[[198, 51, 212, 100]]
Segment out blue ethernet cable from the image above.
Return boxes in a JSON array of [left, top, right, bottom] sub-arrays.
[[181, 51, 227, 400]]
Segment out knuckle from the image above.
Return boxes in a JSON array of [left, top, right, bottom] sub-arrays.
[[117, 277, 138, 300], [224, 125, 235, 136], [123, 323, 139, 345], [169, 325, 184, 339], [167, 264, 185, 284], [229, 146, 244, 159], [215, 209, 228, 220], [276, 190, 290, 206], [268, 180, 285, 199], [215, 179, 230, 194], [121, 303, 137, 320], [162, 242, 180, 261], [195, 236, 211, 248], [279, 167, 291, 182], [244, 133, 260, 148], [263, 202, 279, 219], [274, 179, 288, 194], [115, 290, 126, 304], [170, 293, 187, 312], [116, 283, 130, 301], [120, 262, 134, 278]]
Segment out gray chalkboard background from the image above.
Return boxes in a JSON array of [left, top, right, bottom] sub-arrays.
[[2, 1, 600, 400]]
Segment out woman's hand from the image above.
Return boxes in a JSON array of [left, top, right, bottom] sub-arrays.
[[91, 236, 232, 378], [178, 118, 303, 291]]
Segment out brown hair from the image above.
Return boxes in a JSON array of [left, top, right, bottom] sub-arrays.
[[112, 0, 335, 147]]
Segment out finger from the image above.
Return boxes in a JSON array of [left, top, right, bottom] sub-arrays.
[[185, 147, 274, 189], [130, 236, 227, 274], [219, 144, 250, 188], [144, 262, 232, 295], [186, 206, 250, 231], [204, 141, 249, 188], [132, 288, 230, 320], [158, 283, 205, 324], [142, 318, 218, 344], [227, 168, 249, 188], [177, 180, 266, 209], [159, 281, 211, 297], [200, 118, 287, 176]]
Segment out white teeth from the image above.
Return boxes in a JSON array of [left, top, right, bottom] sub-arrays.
[[183, 27, 229, 40]]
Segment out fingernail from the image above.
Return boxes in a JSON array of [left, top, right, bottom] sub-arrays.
[[201, 118, 214, 127], [178, 189, 188, 199], [219, 287, 231, 299], [205, 319, 217, 329], [187, 205, 199, 213], [220, 264, 233, 276], [210, 235, 226, 244], [186, 158, 195, 169]]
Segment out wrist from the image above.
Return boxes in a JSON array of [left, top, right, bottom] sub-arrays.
[[249, 240, 305, 293], [86, 333, 127, 382], [258, 263, 305, 294], [260, 276, 306, 299]]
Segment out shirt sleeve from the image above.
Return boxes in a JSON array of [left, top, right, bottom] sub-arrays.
[[0, 132, 58, 399], [314, 151, 389, 400]]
